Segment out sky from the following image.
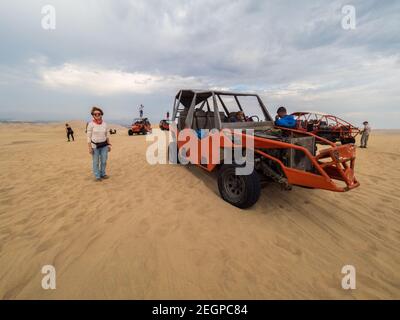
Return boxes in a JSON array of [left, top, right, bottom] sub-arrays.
[[0, 0, 399, 128]]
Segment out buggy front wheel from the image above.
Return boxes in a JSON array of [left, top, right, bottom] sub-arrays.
[[217, 164, 261, 209], [340, 137, 356, 144]]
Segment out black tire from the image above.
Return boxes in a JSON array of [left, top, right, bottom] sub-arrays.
[[347, 137, 355, 144], [128, 129, 133, 136], [340, 137, 355, 144], [168, 142, 180, 164], [326, 135, 337, 142], [217, 164, 261, 209]]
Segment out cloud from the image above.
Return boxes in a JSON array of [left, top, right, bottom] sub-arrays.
[[263, 82, 322, 98], [39, 63, 206, 95], [0, 0, 399, 127]]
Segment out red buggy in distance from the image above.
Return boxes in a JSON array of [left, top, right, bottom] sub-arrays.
[[128, 118, 152, 135], [159, 119, 170, 131], [291, 112, 360, 145]]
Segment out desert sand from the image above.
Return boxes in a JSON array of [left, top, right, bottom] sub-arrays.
[[0, 121, 399, 299]]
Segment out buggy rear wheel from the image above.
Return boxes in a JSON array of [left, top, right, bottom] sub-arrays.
[[128, 129, 133, 136], [217, 164, 261, 209]]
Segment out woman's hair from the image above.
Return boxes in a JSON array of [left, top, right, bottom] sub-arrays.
[[91, 106, 104, 115], [65, 123, 69, 126]]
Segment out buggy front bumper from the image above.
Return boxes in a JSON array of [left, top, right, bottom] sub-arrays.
[[255, 143, 360, 192], [314, 143, 360, 191]]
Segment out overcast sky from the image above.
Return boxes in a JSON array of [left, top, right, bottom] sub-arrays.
[[0, 0, 399, 127]]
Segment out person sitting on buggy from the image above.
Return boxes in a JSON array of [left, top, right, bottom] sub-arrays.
[[228, 111, 247, 122], [275, 106, 296, 128]]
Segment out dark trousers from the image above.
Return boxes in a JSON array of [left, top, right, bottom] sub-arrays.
[[67, 132, 74, 141]]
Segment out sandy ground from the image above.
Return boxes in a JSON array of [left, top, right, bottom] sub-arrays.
[[0, 121, 399, 299]]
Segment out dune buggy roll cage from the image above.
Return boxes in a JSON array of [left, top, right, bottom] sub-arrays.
[[172, 89, 276, 130], [171, 90, 360, 192], [292, 111, 361, 139]]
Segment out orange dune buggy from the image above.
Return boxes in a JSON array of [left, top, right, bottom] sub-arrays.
[[292, 112, 360, 144], [169, 90, 359, 208], [159, 119, 170, 131], [128, 118, 152, 135]]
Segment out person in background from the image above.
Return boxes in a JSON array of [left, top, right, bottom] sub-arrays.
[[139, 104, 144, 118], [65, 123, 74, 142], [228, 111, 246, 122], [236, 111, 246, 122], [275, 106, 296, 128], [360, 121, 371, 148], [86, 106, 111, 181]]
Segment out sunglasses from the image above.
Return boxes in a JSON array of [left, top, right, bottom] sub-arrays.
[[93, 113, 102, 116]]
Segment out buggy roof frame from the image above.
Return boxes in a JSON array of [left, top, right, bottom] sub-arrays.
[[172, 89, 274, 130], [291, 112, 359, 129]]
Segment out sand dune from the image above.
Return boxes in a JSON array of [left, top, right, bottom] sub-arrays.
[[0, 122, 399, 299]]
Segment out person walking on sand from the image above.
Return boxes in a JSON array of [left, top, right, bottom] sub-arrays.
[[86, 106, 111, 181], [65, 123, 74, 142], [360, 121, 371, 148]]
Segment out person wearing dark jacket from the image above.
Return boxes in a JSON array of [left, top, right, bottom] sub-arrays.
[[65, 123, 74, 141]]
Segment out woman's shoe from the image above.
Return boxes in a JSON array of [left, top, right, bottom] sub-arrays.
[[101, 175, 109, 179]]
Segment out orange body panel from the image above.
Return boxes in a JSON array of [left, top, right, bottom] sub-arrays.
[[176, 127, 359, 192]]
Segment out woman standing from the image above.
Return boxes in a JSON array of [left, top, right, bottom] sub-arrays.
[[86, 106, 111, 181]]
